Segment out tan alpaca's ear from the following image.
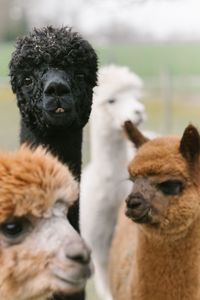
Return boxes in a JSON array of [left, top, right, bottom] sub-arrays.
[[180, 124, 200, 164], [123, 120, 149, 148]]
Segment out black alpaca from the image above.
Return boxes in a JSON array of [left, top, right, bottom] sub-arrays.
[[9, 26, 98, 300]]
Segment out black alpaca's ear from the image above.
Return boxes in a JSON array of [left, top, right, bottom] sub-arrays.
[[180, 124, 200, 164], [123, 121, 149, 148]]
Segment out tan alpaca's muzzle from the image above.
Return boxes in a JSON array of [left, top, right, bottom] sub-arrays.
[[125, 193, 152, 224]]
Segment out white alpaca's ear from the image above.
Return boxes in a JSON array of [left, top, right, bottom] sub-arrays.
[[180, 124, 200, 164], [123, 120, 149, 148]]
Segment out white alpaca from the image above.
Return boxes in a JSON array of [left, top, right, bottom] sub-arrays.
[[80, 65, 145, 300]]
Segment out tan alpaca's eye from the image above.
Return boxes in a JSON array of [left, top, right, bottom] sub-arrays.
[[129, 176, 136, 182], [0, 217, 29, 238], [157, 180, 183, 196], [24, 77, 33, 86]]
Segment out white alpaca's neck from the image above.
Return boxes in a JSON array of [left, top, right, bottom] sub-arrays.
[[130, 219, 200, 300], [90, 108, 129, 177]]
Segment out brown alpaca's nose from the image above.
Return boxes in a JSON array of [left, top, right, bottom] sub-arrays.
[[126, 193, 145, 209], [125, 193, 151, 224], [66, 242, 91, 265], [126, 195, 144, 209]]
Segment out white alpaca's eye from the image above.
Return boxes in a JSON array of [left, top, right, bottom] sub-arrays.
[[108, 99, 115, 104], [24, 77, 33, 86]]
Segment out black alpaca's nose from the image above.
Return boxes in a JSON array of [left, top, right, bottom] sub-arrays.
[[66, 242, 91, 265], [44, 81, 70, 97]]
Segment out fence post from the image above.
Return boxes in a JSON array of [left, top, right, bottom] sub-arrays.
[[161, 69, 173, 134]]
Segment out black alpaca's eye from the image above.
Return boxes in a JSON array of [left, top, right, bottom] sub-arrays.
[[24, 77, 33, 86], [77, 74, 84, 80], [76, 73, 85, 81], [157, 180, 183, 196], [1, 218, 27, 238], [108, 99, 115, 104]]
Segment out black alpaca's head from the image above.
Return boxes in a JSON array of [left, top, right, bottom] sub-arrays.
[[9, 26, 98, 133]]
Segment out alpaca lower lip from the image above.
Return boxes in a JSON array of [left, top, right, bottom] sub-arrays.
[[56, 275, 86, 287], [43, 110, 75, 127], [126, 208, 151, 224], [55, 107, 65, 113], [52, 264, 93, 287], [44, 109, 71, 116], [44, 110, 69, 118]]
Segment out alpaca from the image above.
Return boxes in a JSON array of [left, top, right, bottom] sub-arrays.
[[0, 146, 93, 300], [109, 121, 200, 300], [80, 65, 145, 300], [9, 26, 97, 300]]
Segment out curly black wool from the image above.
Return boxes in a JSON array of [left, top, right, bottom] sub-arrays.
[[9, 26, 97, 133]]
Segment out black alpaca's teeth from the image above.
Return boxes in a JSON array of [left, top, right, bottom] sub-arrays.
[[55, 108, 65, 113]]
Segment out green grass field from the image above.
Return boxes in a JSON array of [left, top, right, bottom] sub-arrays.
[[0, 42, 14, 77], [97, 42, 200, 77]]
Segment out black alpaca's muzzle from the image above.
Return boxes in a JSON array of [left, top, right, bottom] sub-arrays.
[[42, 68, 76, 126]]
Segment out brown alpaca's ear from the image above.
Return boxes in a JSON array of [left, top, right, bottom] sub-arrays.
[[180, 124, 200, 164], [123, 121, 149, 148]]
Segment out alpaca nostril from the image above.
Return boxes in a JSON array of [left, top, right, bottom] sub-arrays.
[[126, 196, 144, 209], [133, 110, 144, 125], [66, 245, 91, 265], [44, 81, 70, 97]]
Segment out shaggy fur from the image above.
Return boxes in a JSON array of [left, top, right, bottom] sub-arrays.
[[0, 146, 92, 300], [109, 122, 200, 300], [9, 25, 97, 225], [10, 26, 97, 135], [9, 27, 97, 300], [80, 65, 145, 300]]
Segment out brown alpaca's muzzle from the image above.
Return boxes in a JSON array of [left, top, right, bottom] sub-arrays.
[[125, 193, 152, 224]]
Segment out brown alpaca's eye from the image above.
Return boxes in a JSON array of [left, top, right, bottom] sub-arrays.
[[0, 218, 28, 238], [157, 180, 183, 196], [24, 77, 33, 86]]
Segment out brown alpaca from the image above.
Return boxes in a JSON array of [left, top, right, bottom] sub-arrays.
[[0, 146, 92, 300], [109, 121, 200, 300]]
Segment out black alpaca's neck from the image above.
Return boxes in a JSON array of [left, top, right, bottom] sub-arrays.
[[20, 120, 85, 300], [20, 120, 83, 181]]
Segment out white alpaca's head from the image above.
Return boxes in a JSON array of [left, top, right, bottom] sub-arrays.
[[0, 146, 92, 300], [92, 64, 145, 131]]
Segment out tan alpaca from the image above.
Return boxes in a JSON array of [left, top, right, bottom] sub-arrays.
[[0, 146, 92, 300], [109, 121, 200, 300]]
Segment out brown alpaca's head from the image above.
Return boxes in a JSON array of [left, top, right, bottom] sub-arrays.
[[124, 121, 200, 240], [0, 146, 92, 300]]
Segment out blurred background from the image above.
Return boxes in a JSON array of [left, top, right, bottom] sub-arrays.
[[0, 0, 200, 298]]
